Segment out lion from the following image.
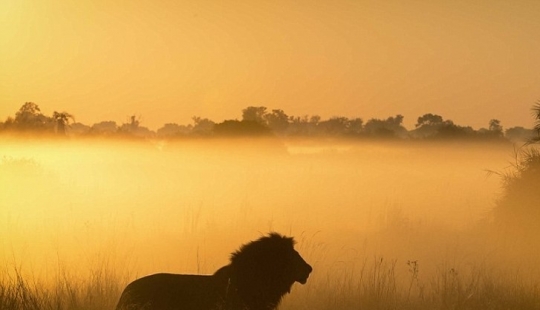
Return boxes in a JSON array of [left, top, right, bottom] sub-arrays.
[[116, 233, 312, 309]]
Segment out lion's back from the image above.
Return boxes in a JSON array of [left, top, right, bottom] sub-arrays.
[[116, 273, 224, 310]]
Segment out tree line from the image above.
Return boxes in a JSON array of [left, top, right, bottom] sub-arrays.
[[0, 102, 536, 142]]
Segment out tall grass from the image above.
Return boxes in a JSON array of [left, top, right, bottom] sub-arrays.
[[1, 139, 539, 309], [1, 221, 540, 310], [283, 258, 540, 310], [2, 257, 539, 309], [0, 264, 123, 310]]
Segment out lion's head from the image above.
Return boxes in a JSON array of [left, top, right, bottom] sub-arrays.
[[227, 233, 312, 309]]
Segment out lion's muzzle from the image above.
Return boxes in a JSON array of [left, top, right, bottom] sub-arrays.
[[297, 263, 312, 284], [292, 250, 312, 285]]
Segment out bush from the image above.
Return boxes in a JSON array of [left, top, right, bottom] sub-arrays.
[[492, 147, 540, 231]]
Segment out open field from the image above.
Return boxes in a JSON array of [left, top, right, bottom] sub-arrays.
[[1, 137, 539, 309]]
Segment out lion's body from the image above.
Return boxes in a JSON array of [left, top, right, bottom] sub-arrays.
[[115, 270, 239, 309], [116, 233, 312, 310]]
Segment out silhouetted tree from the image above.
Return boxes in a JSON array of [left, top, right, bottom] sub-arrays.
[[478, 119, 505, 140], [119, 115, 147, 137], [191, 116, 215, 136], [348, 118, 364, 135], [412, 113, 481, 140], [53, 111, 74, 135], [17, 102, 41, 117], [318, 117, 349, 136], [415, 113, 443, 128], [287, 115, 315, 136], [264, 109, 289, 133], [492, 103, 540, 232], [318, 117, 363, 136], [364, 115, 406, 138], [492, 148, 540, 233], [128, 115, 140, 130], [90, 121, 118, 135], [435, 120, 475, 139], [411, 113, 445, 138], [505, 126, 534, 143], [13, 102, 52, 131], [488, 119, 502, 132], [242, 106, 268, 124], [528, 101, 540, 144], [309, 115, 321, 125], [70, 122, 91, 135], [1, 117, 15, 131], [157, 123, 192, 137]]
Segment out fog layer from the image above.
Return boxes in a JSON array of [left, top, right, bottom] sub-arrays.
[[1, 138, 535, 291]]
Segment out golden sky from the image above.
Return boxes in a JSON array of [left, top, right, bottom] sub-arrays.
[[1, 0, 539, 130]]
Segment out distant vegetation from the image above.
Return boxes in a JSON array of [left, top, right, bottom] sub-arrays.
[[0, 102, 536, 142]]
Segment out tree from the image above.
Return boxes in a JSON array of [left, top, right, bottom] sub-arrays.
[[90, 121, 118, 135], [1, 117, 15, 131], [492, 103, 540, 233], [364, 115, 406, 138], [318, 117, 350, 136], [157, 123, 192, 137], [53, 111, 74, 135], [14, 102, 52, 131], [119, 115, 140, 133], [70, 122, 91, 135], [264, 109, 289, 133], [388, 114, 404, 127], [528, 101, 540, 145], [435, 121, 475, 139], [191, 116, 215, 136], [318, 116, 363, 136], [492, 148, 540, 232], [287, 115, 315, 136], [488, 119, 503, 137], [16, 102, 41, 117], [242, 106, 268, 124], [489, 119, 502, 131], [127, 115, 140, 130], [309, 115, 321, 125], [412, 113, 445, 138], [118, 115, 154, 138], [505, 126, 534, 143], [415, 113, 443, 128], [475, 119, 504, 140], [348, 118, 364, 135], [494, 101, 540, 230]]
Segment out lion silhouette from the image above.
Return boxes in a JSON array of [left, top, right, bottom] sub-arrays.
[[116, 233, 312, 309]]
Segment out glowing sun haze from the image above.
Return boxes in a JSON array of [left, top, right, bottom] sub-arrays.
[[1, 0, 539, 130]]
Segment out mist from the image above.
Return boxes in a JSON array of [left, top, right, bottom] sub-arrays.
[[1, 137, 539, 308]]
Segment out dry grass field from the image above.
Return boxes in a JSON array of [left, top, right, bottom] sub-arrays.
[[1, 137, 539, 309]]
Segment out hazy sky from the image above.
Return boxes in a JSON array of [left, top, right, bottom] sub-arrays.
[[1, 0, 539, 130]]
